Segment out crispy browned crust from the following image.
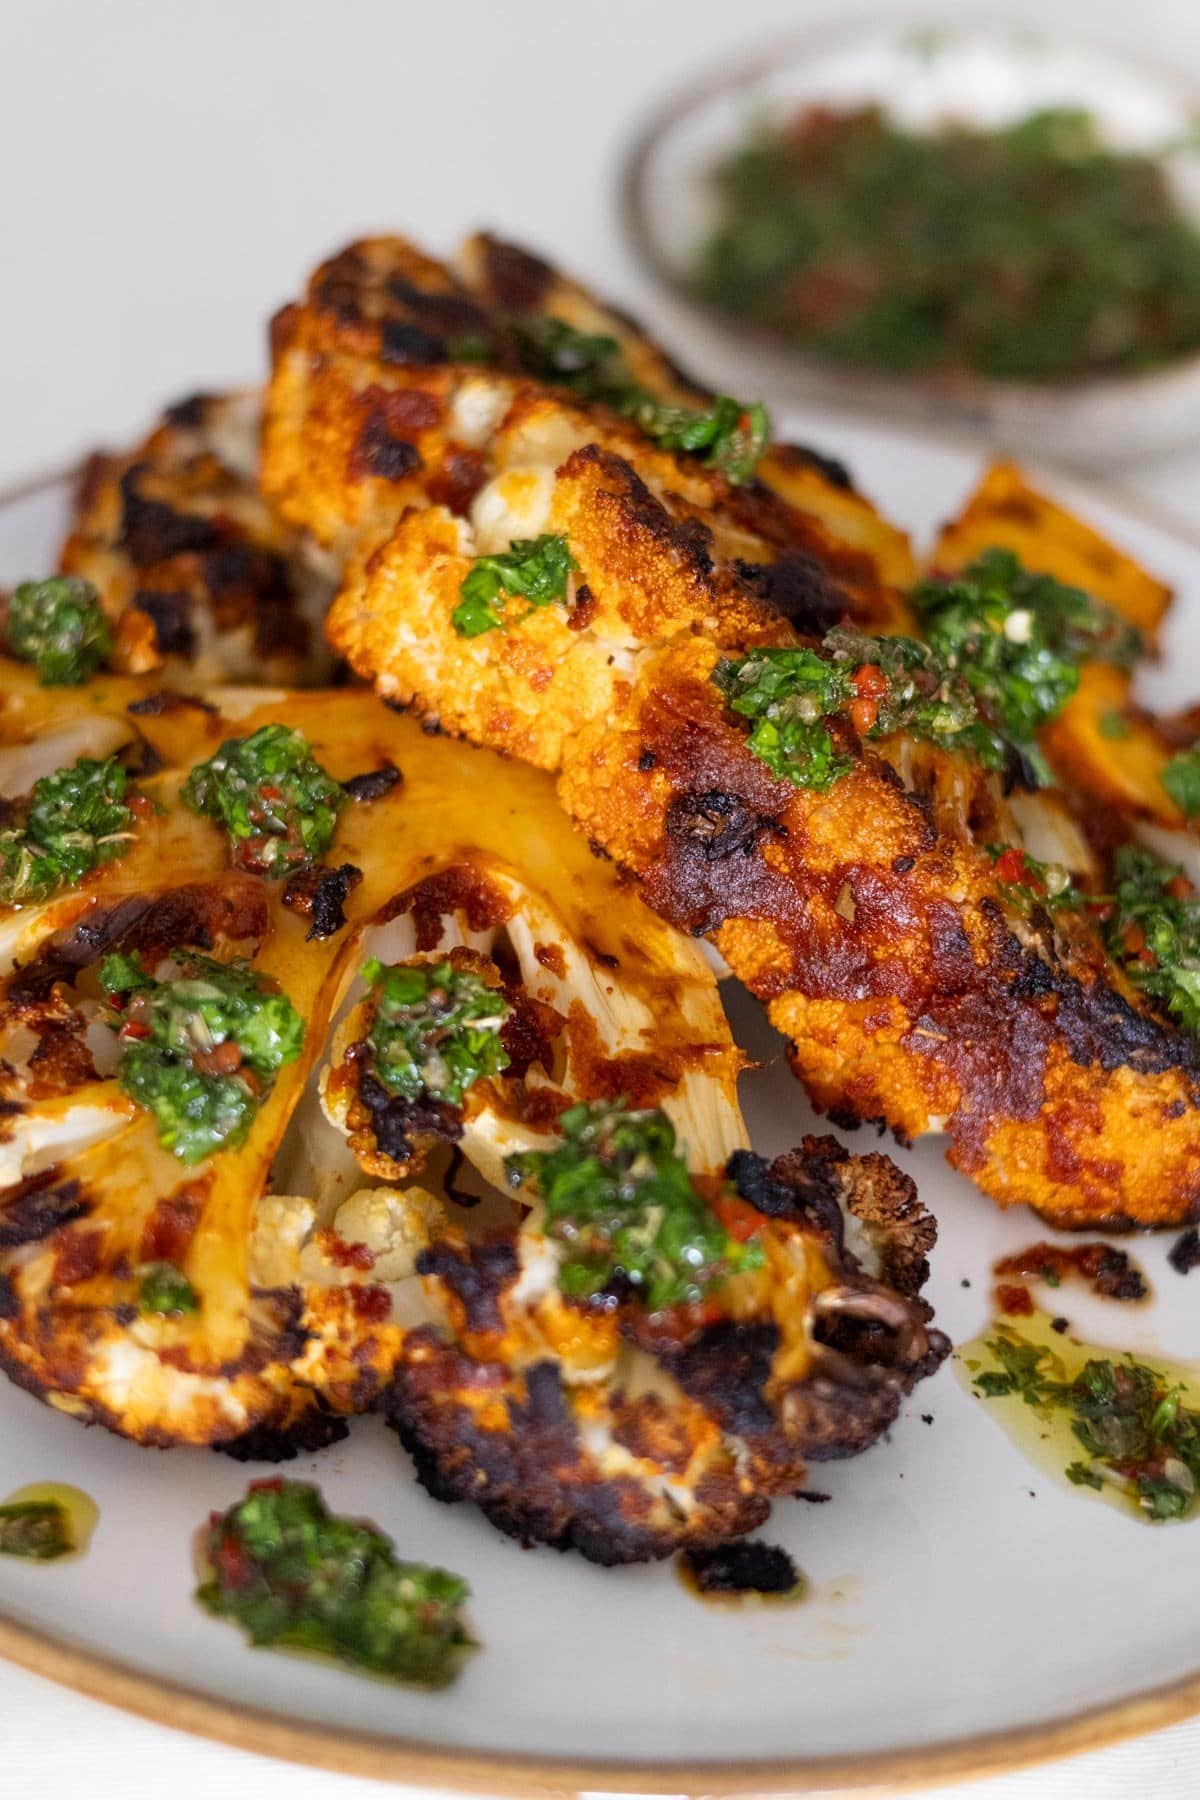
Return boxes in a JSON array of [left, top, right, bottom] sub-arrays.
[[0, 669, 948, 1564], [385, 1140, 946, 1563], [388, 1335, 772, 1565], [265, 235, 909, 634], [569, 638, 1200, 1227], [458, 231, 918, 609], [60, 391, 334, 684], [928, 462, 1184, 833], [0, 674, 747, 1485], [263, 234, 1200, 1230]]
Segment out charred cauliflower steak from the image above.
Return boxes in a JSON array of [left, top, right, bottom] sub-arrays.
[[57, 390, 335, 685], [262, 232, 1200, 1229], [0, 663, 944, 1560]]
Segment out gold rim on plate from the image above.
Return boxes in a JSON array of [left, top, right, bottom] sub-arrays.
[[0, 1603, 1198, 1795]]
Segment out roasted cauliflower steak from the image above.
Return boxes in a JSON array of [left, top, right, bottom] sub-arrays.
[[262, 232, 1200, 1229], [0, 666, 944, 1560], [59, 390, 335, 686]]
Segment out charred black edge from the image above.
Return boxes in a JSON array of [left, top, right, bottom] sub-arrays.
[[387, 1411, 730, 1566], [128, 688, 218, 717], [341, 761, 402, 802], [1170, 1228, 1200, 1274], [0, 1171, 88, 1249], [356, 1070, 463, 1165], [215, 1402, 351, 1463], [681, 1539, 801, 1595], [280, 862, 363, 941]]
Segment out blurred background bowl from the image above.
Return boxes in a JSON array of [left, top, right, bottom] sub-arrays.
[[622, 18, 1200, 470]]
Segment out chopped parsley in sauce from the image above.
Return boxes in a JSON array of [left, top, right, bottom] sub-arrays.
[[182, 724, 343, 877], [198, 1479, 474, 1687], [507, 1099, 764, 1312], [973, 1325, 1200, 1520], [1162, 747, 1200, 818], [6, 576, 111, 685], [452, 534, 577, 638], [1101, 845, 1200, 1035], [986, 845, 1081, 915], [712, 627, 994, 789], [691, 105, 1200, 383], [508, 315, 769, 484], [913, 549, 1141, 784], [138, 1261, 200, 1315], [0, 755, 135, 906], [363, 958, 510, 1106], [0, 1499, 73, 1560], [100, 950, 305, 1164]]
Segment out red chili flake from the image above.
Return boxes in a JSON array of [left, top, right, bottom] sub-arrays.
[[852, 663, 889, 701], [193, 1040, 244, 1077], [214, 1534, 253, 1590], [712, 1194, 765, 1244], [120, 1021, 150, 1041], [997, 1282, 1034, 1316], [993, 848, 1035, 888]]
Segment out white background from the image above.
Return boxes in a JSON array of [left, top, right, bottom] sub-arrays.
[[3, 2, 1200, 1795]]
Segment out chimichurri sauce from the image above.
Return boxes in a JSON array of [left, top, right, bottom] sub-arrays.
[[693, 106, 1200, 383]]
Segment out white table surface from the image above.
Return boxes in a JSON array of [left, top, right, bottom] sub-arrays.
[[2, 1, 1200, 1794]]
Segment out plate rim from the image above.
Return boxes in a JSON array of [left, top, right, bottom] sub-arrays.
[[3, 1603, 1199, 1795], [3, 461, 1200, 1794]]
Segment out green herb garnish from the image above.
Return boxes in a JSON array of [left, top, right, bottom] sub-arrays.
[[197, 1479, 474, 1687], [0, 1500, 73, 1560], [138, 1261, 200, 1315], [913, 549, 1141, 784], [974, 1326, 1200, 1521], [452, 534, 577, 638], [618, 393, 771, 486], [711, 645, 853, 789], [363, 958, 510, 1106], [0, 755, 134, 907], [507, 1100, 764, 1312], [711, 628, 995, 789], [1103, 844, 1200, 1035], [508, 315, 769, 484], [691, 105, 1200, 383], [7, 576, 111, 685], [182, 724, 342, 877], [1162, 747, 1200, 818], [100, 950, 305, 1163], [985, 844, 1082, 915]]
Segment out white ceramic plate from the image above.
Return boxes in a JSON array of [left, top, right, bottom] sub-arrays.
[[3, 429, 1200, 1795]]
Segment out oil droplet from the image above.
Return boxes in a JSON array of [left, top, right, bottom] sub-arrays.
[[958, 1310, 1200, 1524], [0, 1483, 99, 1561]]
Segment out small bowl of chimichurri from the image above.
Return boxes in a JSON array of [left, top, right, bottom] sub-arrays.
[[622, 22, 1200, 467]]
